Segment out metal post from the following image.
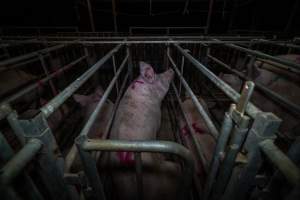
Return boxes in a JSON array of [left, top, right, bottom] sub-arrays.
[[126, 45, 134, 82], [112, 0, 118, 33], [112, 55, 119, 95], [205, 0, 215, 34], [204, 104, 235, 200], [86, 0, 95, 32], [76, 136, 106, 200]]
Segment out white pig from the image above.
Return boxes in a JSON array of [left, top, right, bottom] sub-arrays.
[[109, 61, 182, 200]]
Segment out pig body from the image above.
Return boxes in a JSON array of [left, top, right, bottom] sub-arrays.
[[179, 97, 215, 178], [109, 62, 181, 200], [73, 87, 114, 138]]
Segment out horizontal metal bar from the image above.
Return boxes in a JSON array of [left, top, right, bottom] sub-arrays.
[[255, 39, 300, 50], [217, 40, 300, 71], [0, 44, 66, 66], [0, 56, 48, 73], [0, 139, 43, 185], [1, 55, 87, 104], [173, 43, 261, 119], [208, 54, 300, 116], [167, 53, 219, 139], [40, 44, 122, 118], [79, 53, 128, 137], [0, 35, 265, 40], [260, 139, 300, 186], [81, 138, 194, 187]]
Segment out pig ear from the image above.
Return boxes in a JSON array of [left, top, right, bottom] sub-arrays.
[[139, 61, 155, 83], [73, 94, 89, 106]]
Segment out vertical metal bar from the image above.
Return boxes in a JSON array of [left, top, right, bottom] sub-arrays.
[[204, 104, 235, 200], [112, 0, 118, 33], [86, 0, 95, 32], [205, 0, 215, 34], [135, 152, 143, 200], [179, 55, 185, 96], [126, 45, 134, 82], [112, 55, 119, 95], [76, 136, 106, 200], [6, 111, 26, 145]]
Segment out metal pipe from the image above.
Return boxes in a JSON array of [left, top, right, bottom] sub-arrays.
[[78, 52, 128, 137], [167, 52, 219, 139], [256, 39, 300, 50], [111, 0, 118, 33], [204, 105, 235, 200], [0, 139, 43, 185], [86, 0, 95, 32], [205, 0, 215, 34], [134, 152, 143, 200], [0, 44, 66, 67], [260, 139, 300, 186], [81, 139, 194, 189], [40, 44, 122, 118], [208, 54, 300, 116], [1, 55, 86, 104], [217, 40, 300, 71], [173, 43, 261, 119]]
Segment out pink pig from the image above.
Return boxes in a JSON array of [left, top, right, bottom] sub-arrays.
[[109, 62, 182, 200], [179, 97, 216, 178]]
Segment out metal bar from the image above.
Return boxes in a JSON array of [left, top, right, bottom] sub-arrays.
[[64, 71, 129, 173], [168, 49, 219, 139], [1, 55, 86, 104], [208, 54, 300, 116], [81, 139, 194, 190], [172, 83, 209, 172], [0, 139, 43, 185], [0, 56, 47, 73], [86, 0, 95, 32], [39, 54, 58, 96], [111, 0, 118, 33], [260, 139, 300, 186], [216, 40, 300, 71], [134, 152, 143, 200], [40, 44, 122, 118], [205, 0, 215, 34], [76, 136, 106, 200], [173, 43, 261, 119], [179, 54, 185, 96], [78, 53, 128, 137], [256, 39, 300, 50], [0, 44, 65, 67], [0, 132, 44, 200], [204, 105, 235, 200], [112, 55, 119, 94]]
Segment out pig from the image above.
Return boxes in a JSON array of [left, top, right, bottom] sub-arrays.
[[73, 86, 114, 138], [0, 69, 36, 97], [179, 97, 216, 179], [219, 72, 243, 92], [220, 54, 300, 137], [65, 86, 114, 173], [108, 61, 182, 200]]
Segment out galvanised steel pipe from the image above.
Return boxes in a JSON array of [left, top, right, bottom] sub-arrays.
[[217, 39, 300, 71], [255, 39, 300, 50], [0, 139, 43, 185], [260, 139, 300, 186], [208, 54, 300, 116], [173, 43, 261, 119], [40, 44, 123, 118], [81, 138, 194, 188], [167, 52, 219, 139], [0, 44, 66, 67], [1, 55, 87, 104], [78, 52, 128, 137]]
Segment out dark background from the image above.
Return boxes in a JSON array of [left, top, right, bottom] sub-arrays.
[[0, 0, 299, 35]]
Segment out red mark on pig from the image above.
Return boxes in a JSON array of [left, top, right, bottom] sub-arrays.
[[117, 151, 134, 165], [131, 80, 144, 90], [181, 123, 205, 136]]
